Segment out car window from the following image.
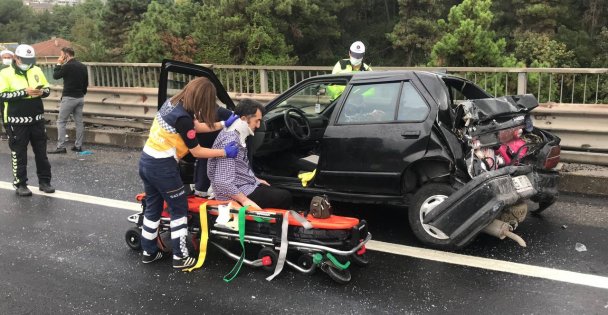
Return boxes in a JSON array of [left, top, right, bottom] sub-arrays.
[[274, 82, 342, 115], [337, 82, 400, 124], [397, 82, 429, 121]]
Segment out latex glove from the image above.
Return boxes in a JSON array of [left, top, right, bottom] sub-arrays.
[[222, 113, 239, 129], [223, 141, 239, 158]]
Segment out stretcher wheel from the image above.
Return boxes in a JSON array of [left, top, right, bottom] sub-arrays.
[[323, 264, 351, 284], [296, 254, 316, 274], [350, 253, 369, 267], [258, 247, 278, 272], [125, 227, 142, 251]]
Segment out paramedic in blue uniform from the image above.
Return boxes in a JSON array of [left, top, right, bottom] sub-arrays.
[[208, 99, 293, 210], [0, 44, 55, 197], [139, 77, 238, 269]]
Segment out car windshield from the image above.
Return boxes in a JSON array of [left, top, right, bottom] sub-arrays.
[[272, 81, 347, 115]]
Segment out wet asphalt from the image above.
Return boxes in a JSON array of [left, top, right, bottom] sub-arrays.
[[0, 142, 607, 314]]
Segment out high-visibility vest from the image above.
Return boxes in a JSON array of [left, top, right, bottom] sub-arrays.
[[332, 59, 372, 74], [0, 65, 49, 124], [143, 100, 192, 160]]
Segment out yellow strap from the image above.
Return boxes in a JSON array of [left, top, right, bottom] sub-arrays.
[[183, 202, 209, 272]]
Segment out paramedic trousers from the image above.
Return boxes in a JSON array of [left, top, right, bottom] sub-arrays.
[[6, 120, 52, 187], [139, 153, 189, 258]]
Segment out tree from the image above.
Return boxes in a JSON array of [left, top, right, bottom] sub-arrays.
[[430, 0, 510, 67], [100, 0, 151, 61], [125, 1, 198, 63], [70, 0, 107, 61], [514, 32, 576, 67], [387, 0, 445, 66], [191, 0, 296, 65], [0, 0, 39, 43]]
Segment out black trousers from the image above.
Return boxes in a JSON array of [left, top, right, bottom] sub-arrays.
[[6, 120, 52, 187], [247, 184, 293, 210]]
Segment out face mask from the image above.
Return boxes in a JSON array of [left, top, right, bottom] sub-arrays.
[[227, 118, 254, 147], [350, 57, 362, 66], [17, 63, 31, 71], [2, 58, 12, 66]]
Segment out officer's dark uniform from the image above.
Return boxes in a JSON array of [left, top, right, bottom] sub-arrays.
[[0, 62, 52, 190]]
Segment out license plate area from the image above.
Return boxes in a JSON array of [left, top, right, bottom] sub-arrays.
[[512, 175, 533, 193]]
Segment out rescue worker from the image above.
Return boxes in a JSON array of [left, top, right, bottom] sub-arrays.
[[0, 49, 15, 140], [0, 44, 54, 196], [328, 41, 373, 101], [139, 76, 239, 269], [332, 41, 372, 74]]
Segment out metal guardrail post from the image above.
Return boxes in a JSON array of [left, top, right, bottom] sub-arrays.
[[259, 69, 268, 94], [517, 72, 527, 95], [87, 64, 95, 87]]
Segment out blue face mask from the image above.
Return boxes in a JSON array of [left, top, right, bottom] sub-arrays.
[[17, 63, 31, 71]]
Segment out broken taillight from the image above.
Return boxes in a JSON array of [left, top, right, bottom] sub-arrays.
[[544, 146, 561, 169]]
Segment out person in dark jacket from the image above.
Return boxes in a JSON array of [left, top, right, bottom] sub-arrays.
[[0, 44, 54, 196], [48, 47, 88, 154]]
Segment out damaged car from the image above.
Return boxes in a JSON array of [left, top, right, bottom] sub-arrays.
[[160, 60, 561, 250]]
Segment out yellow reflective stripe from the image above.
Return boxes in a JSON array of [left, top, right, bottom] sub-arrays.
[[183, 202, 209, 272]]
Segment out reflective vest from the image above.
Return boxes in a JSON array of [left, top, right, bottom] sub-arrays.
[[0, 65, 49, 124], [143, 100, 192, 160], [332, 59, 372, 74]]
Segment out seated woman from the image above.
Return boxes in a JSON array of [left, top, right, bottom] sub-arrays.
[[208, 99, 293, 210]]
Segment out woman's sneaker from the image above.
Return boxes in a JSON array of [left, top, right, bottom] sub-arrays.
[[142, 251, 163, 264], [173, 256, 196, 269]]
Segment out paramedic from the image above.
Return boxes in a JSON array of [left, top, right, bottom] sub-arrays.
[[139, 77, 238, 269], [208, 99, 293, 210]]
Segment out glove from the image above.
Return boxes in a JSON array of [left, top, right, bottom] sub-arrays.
[[222, 113, 239, 129], [223, 141, 239, 158]]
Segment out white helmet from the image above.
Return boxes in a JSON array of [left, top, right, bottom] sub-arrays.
[[15, 44, 36, 65]]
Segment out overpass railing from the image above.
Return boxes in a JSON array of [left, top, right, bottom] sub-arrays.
[[37, 63, 608, 104]]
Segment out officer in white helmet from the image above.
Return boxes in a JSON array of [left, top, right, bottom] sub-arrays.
[[332, 41, 373, 74], [0, 44, 55, 196]]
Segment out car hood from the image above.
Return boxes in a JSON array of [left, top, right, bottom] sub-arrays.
[[455, 94, 538, 126]]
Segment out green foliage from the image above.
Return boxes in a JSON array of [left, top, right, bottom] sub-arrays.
[[101, 0, 151, 60], [0, 0, 39, 42], [387, 0, 444, 66], [430, 0, 510, 67], [515, 32, 577, 67]]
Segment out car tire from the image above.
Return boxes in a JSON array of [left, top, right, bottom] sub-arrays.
[[408, 183, 463, 250]]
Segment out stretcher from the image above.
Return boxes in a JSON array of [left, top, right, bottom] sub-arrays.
[[125, 194, 371, 284]]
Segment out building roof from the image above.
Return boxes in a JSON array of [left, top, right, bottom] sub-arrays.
[[31, 37, 73, 57]]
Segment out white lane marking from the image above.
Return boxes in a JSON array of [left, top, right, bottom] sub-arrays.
[[0, 181, 140, 212], [2, 180, 607, 290]]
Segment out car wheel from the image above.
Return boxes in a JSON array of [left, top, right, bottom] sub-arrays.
[[408, 183, 461, 250]]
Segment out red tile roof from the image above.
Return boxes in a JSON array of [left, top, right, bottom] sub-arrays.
[[31, 38, 73, 57]]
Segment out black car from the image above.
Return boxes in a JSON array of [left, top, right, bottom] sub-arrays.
[[159, 60, 561, 250]]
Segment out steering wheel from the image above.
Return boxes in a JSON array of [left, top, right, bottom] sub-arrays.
[[283, 108, 311, 141]]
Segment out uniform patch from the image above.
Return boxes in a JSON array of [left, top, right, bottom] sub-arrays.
[[187, 129, 196, 139], [35, 74, 39, 82]]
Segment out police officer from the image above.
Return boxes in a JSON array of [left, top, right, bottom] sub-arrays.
[[0, 44, 55, 196], [332, 41, 372, 74]]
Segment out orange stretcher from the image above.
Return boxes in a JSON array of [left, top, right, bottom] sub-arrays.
[[127, 193, 371, 284]]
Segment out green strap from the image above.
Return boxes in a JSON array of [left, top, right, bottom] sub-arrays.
[[326, 253, 350, 270], [253, 217, 272, 223], [223, 205, 248, 283]]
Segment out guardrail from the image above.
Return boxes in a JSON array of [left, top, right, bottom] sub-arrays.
[[37, 63, 608, 105], [43, 87, 608, 165]]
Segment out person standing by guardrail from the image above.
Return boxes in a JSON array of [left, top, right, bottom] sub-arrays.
[[332, 41, 372, 74], [48, 47, 88, 154], [0, 44, 55, 196]]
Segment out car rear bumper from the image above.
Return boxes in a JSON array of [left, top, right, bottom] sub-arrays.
[[422, 165, 538, 247]]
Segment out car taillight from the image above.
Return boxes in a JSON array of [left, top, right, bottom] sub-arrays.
[[544, 146, 561, 169]]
